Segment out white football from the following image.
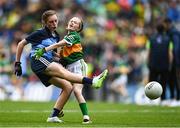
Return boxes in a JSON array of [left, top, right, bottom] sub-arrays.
[[144, 81, 163, 100]]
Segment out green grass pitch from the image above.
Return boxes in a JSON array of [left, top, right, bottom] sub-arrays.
[[0, 100, 180, 127]]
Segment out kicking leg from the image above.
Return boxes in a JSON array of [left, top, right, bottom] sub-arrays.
[[45, 62, 108, 88]]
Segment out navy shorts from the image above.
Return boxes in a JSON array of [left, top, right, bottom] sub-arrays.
[[30, 57, 53, 87], [36, 72, 51, 87]]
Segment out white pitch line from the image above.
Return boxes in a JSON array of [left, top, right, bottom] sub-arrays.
[[0, 109, 179, 113]]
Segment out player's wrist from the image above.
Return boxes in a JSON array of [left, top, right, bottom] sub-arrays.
[[42, 47, 46, 53], [38, 48, 46, 55], [15, 62, 21, 65]]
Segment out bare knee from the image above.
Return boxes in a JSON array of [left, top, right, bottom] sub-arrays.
[[63, 84, 73, 94], [73, 84, 83, 96]]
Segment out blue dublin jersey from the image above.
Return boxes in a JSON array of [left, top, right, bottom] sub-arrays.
[[25, 27, 60, 74], [26, 27, 59, 60], [25, 27, 60, 86]]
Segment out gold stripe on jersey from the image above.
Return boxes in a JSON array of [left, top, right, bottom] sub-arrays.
[[61, 43, 82, 57]]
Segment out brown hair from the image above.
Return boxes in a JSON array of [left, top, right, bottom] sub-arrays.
[[41, 10, 57, 24]]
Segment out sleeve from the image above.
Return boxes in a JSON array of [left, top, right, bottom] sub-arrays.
[[63, 32, 80, 46], [25, 30, 44, 44]]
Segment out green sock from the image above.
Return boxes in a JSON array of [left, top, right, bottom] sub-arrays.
[[79, 103, 88, 116]]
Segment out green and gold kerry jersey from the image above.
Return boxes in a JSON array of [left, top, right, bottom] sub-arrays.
[[61, 31, 83, 65]]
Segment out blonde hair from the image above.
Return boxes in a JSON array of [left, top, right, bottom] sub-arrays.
[[78, 18, 83, 32]]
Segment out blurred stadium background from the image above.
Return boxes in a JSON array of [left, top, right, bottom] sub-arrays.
[[0, 0, 180, 105]]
